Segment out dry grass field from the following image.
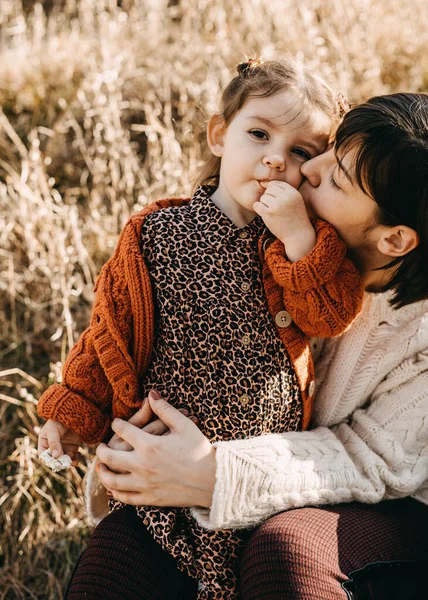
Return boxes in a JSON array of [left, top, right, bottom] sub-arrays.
[[1, 0, 428, 597]]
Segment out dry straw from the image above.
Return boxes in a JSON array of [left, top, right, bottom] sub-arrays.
[[1, 0, 427, 597]]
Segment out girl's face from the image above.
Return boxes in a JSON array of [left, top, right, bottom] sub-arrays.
[[299, 148, 380, 249], [208, 90, 332, 224]]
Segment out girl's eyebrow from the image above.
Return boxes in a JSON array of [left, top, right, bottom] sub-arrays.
[[245, 116, 325, 153], [246, 116, 277, 127]]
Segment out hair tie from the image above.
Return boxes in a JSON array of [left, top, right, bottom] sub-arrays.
[[237, 58, 263, 78], [336, 92, 350, 117]]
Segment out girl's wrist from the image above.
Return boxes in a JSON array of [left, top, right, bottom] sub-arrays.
[[281, 227, 317, 262]]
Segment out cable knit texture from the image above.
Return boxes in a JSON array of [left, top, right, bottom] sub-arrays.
[[38, 198, 363, 442], [191, 292, 428, 530]]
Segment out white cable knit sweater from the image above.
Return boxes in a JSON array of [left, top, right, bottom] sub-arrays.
[[191, 291, 428, 530]]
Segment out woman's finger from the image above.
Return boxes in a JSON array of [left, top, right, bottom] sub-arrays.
[[96, 442, 138, 472], [142, 418, 169, 436], [110, 418, 153, 448], [128, 397, 154, 429], [96, 462, 142, 492], [108, 489, 146, 506]]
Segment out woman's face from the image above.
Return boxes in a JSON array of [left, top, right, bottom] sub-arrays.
[[300, 148, 380, 249]]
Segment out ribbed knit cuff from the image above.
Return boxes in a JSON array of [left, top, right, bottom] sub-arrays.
[[191, 443, 274, 530], [37, 384, 111, 444], [265, 220, 346, 293]]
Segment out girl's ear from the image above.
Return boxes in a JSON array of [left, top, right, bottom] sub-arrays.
[[376, 225, 419, 258], [207, 114, 226, 157]]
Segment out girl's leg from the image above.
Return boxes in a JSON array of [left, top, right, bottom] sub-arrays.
[[240, 499, 428, 600], [65, 506, 198, 600]]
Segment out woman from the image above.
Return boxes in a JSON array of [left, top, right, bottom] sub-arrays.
[[66, 93, 428, 599]]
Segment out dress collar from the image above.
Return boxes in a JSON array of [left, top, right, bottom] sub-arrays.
[[189, 185, 266, 244]]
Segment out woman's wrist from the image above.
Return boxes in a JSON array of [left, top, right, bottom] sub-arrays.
[[194, 446, 217, 508]]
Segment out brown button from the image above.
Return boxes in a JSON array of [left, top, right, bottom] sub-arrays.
[[241, 335, 251, 346], [263, 237, 275, 252], [239, 394, 250, 406], [275, 310, 292, 328], [239, 231, 249, 239], [308, 380, 316, 397], [240, 281, 251, 292]]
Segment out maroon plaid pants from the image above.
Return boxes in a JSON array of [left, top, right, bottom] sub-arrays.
[[66, 499, 428, 599]]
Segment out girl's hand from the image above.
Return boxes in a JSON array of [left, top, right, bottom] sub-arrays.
[[254, 180, 316, 262], [38, 419, 83, 464], [96, 391, 216, 508]]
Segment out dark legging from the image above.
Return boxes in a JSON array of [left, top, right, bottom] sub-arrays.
[[65, 506, 198, 600], [66, 499, 428, 599], [240, 498, 428, 599]]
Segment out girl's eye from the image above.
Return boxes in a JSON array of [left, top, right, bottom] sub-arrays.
[[330, 173, 340, 189], [249, 129, 268, 140], [292, 148, 312, 161]]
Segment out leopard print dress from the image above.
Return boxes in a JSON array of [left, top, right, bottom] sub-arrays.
[[110, 185, 302, 599]]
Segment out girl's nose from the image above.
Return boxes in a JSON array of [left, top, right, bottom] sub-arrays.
[[263, 154, 285, 171]]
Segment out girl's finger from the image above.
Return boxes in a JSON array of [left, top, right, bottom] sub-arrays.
[[253, 201, 269, 216], [48, 430, 63, 459], [62, 444, 81, 452], [37, 435, 48, 455]]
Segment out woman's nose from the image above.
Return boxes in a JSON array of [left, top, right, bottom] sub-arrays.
[[263, 154, 285, 171], [300, 152, 328, 186]]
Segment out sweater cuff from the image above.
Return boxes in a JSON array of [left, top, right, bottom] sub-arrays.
[[37, 384, 111, 444], [265, 220, 347, 293], [191, 443, 274, 530]]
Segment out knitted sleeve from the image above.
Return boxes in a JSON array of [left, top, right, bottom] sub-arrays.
[[37, 213, 153, 444], [36, 257, 134, 444], [36, 324, 113, 444], [191, 349, 428, 529], [264, 220, 364, 338]]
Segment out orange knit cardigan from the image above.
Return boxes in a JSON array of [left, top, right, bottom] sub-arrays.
[[37, 198, 364, 442]]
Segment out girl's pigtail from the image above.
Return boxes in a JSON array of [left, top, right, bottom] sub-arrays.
[[336, 92, 351, 118], [237, 57, 263, 78]]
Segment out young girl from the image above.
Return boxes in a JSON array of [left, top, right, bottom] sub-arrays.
[[37, 57, 363, 598]]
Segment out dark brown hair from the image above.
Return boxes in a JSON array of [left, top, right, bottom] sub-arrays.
[[335, 93, 428, 308], [195, 56, 341, 190]]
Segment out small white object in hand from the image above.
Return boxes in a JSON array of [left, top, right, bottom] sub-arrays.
[[39, 449, 72, 472]]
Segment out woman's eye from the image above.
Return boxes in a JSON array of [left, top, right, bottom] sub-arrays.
[[249, 129, 268, 140], [329, 173, 340, 189], [292, 148, 312, 161]]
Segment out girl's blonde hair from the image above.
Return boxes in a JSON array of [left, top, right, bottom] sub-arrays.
[[195, 56, 343, 191]]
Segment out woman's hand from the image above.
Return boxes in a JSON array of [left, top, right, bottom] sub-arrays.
[[107, 396, 154, 452], [96, 391, 216, 508]]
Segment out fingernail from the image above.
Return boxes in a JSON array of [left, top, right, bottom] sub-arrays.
[[190, 416, 199, 424], [178, 408, 189, 416], [52, 450, 59, 459], [149, 390, 162, 401]]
